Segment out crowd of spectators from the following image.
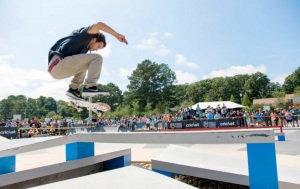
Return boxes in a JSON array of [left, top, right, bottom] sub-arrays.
[[102, 103, 300, 129], [0, 104, 299, 138], [0, 117, 74, 138]]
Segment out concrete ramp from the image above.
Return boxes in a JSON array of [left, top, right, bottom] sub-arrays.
[[0, 148, 131, 188], [0, 136, 9, 142], [30, 166, 197, 189], [152, 145, 300, 189]]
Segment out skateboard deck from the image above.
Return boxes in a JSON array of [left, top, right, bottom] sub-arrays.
[[68, 97, 111, 112]]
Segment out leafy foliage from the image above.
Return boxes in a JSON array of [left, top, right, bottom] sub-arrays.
[[125, 60, 176, 111], [283, 67, 300, 94], [0, 63, 299, 120]]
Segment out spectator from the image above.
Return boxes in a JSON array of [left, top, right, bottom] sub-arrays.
[[196, 104, 201, 118], [186, 107, 191, 120], [216, 104, 221, 114], [281, 109, 287, 127], [214, 111, 221, 119], [237, 110, 244, 127], [0, 119, 5, 127], [285, 111, 293, 127], [256, 109, 263, 126], [163, 113, 170, 129], [5, 120, 13, 127], [244, 111, 251, 127], [290, 106, 299, 127], [264, 110, 271, 126], [221, 106, 227, 118], [270, 110, 277, 126], [205, 105, 214, 120]]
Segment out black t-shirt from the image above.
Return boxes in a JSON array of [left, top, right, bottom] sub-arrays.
[[48, 26, 95, 63]]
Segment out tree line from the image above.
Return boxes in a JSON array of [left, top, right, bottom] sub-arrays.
[[1, 60, 299, 120]]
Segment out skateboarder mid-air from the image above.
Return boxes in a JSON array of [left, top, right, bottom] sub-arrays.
[[48, 22, 128, 100]]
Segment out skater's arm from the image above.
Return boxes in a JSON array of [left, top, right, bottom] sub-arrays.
[[88, 22, 128, 45]]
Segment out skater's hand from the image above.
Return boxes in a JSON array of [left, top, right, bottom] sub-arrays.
[[117, 34, 128, 45]]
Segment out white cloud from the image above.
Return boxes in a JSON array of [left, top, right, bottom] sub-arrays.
[[0, 54, 14, 63], [101, 66, 110, 76], [119, 67, 134, 77], [46, 30, 57, 36], [0, 55, 70, 101], [135, 32, 172, 56], [202, 64, 267, 79], [164, 32, 173, 39], [95, 43, 112, 58], [175, 54, 198, 69], [175, 71, 198, 84], [272, 74, 288, 84]]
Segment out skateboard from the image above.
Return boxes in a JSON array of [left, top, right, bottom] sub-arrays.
[[68, 97, 111, 112]]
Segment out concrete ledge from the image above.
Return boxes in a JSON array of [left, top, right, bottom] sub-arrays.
[[152, 145, 300, 189], [0, 129, 275, 157], [0, 148, 131, 188]]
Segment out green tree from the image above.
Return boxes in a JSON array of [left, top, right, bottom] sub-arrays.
[[294, 86, 300, 96], [272, 90, 286, 108], [242, 93, 252, 107], [266, 82, 282, 97], [230, 95, 235, 102], [186, 79, 211, 103], [26, 98, 38, 119], [244, 72, 270, 101], [282, 67, 300, 94], [126, 60, 176, 111], [204, 94, 211, 102], [179, 100, 194, 109], [171, 84, 188, 106], [46, 111, 57, 119], [132, 101, 141, 116], [144, 102, 153, 115]]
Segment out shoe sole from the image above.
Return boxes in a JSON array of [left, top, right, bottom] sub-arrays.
[[66, 92, 85, 101], [82, 91, 110, 97]]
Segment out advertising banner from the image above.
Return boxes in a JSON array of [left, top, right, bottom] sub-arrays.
[[168, 121, 184, 129], [203, 120, 218, 128], [0, 127, 18, 139], [184, 120, 203, 128], [168, 118, 240, 129], [218, 118, 239, 128]]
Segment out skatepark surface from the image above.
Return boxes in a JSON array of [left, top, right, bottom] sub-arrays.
[[0, 127, 299, 188]]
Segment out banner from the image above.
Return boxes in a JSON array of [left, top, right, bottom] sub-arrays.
[[218, 118, 239, 128], [168, 118, 240, 129], [168, 121, 184, 129], [0, 127, 18, 139], [203, 120, 217, 128], [184, 120, 203, 128]]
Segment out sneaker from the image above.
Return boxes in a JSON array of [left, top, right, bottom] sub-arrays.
[[66, 88, 84, 101], [82, 86, 110, 97]]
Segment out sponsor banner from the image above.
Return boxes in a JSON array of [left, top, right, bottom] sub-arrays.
[[169, 118, 239, 129], [203, 120, 217, 128], [184, 120, 203, 128], [218, 118, 239, 127], [168, 121, 184, 129], [0, 127, 18, 138]]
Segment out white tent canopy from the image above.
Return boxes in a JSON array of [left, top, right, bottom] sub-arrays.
[[191, 101, 243, 110]]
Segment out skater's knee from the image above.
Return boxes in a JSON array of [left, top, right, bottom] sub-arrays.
[[94, 54, 103, 62]]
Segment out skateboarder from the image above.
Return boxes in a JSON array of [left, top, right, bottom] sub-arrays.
[[48, 22, 128, 100]]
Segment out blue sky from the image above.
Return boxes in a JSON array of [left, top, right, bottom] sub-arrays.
[[0, 0, 299, 101]]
